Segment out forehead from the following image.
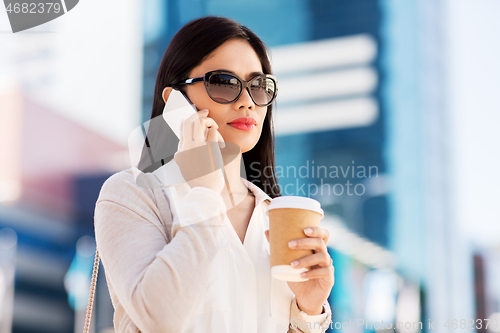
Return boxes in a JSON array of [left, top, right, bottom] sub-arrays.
[[190, 39, 263, 79]]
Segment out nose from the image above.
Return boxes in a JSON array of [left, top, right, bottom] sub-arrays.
[[233, 87, 255, 110]]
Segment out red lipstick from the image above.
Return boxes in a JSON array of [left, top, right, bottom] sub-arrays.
[[228, 117, 257, 131]]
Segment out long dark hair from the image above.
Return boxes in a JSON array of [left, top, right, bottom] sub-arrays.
[[148, 16, 281, 198]]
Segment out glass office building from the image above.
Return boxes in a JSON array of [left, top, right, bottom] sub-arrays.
[[139, 0, 476, 331]]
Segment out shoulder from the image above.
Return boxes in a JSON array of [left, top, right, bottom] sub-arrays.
[[98, 168, 160, 203], [95, 168, 173, 239], [99, 168, 136, 192], [96, 168, 166, 219]]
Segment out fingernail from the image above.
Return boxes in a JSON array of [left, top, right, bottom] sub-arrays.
[[304, 228, 313, 235], [288, 240, 297, 248], [291, 260, 299, 267], [301, 272, 307, 277], [219, 141, 225, 148], [200, 109, 209, 112]]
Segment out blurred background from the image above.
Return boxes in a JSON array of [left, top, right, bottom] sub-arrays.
[[1, 0, 499, 332]]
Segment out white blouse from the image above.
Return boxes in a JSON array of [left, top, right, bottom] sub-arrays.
[[94, 166, 330, 333]]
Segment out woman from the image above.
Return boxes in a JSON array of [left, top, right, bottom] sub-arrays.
[[95, 16, 334, 333]]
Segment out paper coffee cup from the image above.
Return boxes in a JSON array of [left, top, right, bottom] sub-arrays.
[[268, 196, 324, 282]]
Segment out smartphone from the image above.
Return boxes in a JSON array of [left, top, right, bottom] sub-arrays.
[[162, 89, 197, 139]]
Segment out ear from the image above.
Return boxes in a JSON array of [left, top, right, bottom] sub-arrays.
[[162, 87, 173, 103]]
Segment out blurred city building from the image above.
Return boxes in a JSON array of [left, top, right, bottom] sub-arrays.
[[0, 90, 126, 332], [1, 2, 140, 332]]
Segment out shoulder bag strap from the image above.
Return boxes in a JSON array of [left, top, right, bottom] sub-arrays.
[[83, 248, 100, 333]]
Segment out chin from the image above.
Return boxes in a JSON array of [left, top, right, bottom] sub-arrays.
[[240, 140, 260, 154], [222, 133, 256, 151], [229, 142, 250, 153]]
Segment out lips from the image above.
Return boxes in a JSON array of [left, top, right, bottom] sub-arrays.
[[228, 117, 257, 131]]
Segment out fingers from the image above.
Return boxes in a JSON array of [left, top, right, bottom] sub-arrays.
[[192, 110, 218, 144], [206, 126, 224, 170], [206, 126, 219, 143], [288, 228, 332, 272], [216, 129, 225, 144], [303, 227, 330, 244], [288, 236, 327, 254], [264, 230, 269, 242], [198, 117, 219, 142], [290, 251, 331, 269], [179, 109, 221, 150], [300, 265, 335, 281], [179, 112, 197, 147]]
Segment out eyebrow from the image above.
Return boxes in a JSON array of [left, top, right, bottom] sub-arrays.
[[217, 69, 265, 79], [249, 71, 264, 77]]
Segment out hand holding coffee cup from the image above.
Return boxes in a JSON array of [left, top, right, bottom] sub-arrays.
[[268, 196, 326, 282]]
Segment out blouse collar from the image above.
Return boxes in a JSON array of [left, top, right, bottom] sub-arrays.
[[241, 178, 272, 206]]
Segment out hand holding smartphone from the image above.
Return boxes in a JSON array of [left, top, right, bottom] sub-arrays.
[[162, 89, 197, 139], [163, 89, 229, 196]]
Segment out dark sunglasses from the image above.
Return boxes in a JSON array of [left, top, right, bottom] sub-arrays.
[[172, 70, 278, 107]]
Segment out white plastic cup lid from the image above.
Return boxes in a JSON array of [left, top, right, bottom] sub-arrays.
[[268, 196, 324, 217]]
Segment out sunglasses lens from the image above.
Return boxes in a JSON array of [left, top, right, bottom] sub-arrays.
[[208, 74, 241, 103], [249, 76, 276, 106]]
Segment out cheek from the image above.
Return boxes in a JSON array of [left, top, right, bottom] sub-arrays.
[[186, 85, 210, 109], [204, 105, 230, 130], [211, 113, 226, 128]]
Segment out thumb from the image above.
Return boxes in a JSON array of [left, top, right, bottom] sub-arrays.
[[265, 230, 269, 243]]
